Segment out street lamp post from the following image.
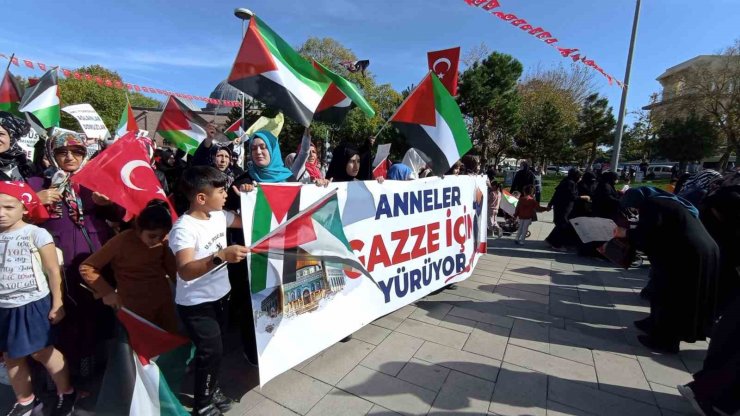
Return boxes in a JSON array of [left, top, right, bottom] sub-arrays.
[[610, 0, 642, 171]]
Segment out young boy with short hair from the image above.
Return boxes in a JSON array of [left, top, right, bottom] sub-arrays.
[[0, 181, 76, 416], [513, 185, 548, 245], [168, 166, 250, 416]]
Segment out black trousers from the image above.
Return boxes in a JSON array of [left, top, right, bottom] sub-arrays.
[[177, 294, 229, 409]]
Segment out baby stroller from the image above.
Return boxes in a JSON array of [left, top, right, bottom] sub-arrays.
[[493, 190, 531, 239]]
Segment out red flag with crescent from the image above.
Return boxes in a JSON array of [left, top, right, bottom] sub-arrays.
[[71, 132, 176, 221], [427, 47, 460, 95]]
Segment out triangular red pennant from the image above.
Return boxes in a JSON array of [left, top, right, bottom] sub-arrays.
[[117, 309, 189, 362], [260, 184, 301, 223], [390, 73, 436, 126], [228, 17, 278, 82]]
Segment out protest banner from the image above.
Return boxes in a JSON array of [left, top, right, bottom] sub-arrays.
[[240, 175, 488, 385], [16, 128, 40, 161], [62, 103, 110, 140], [569, 217, 617, 243]]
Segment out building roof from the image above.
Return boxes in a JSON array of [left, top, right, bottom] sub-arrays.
[[655, 55, 724, 81], [203, 80, 251, 115]]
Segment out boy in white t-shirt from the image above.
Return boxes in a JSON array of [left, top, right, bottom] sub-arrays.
[[168, 167, 249, 416], [0, 181, 76, 416]]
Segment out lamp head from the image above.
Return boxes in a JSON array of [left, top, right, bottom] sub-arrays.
[[234, 8, 254, 20]]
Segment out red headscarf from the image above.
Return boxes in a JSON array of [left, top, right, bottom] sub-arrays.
[[297, 142, 323, 180], [0, 181, 50, 222]]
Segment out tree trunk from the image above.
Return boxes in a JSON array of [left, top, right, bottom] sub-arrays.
[[586, 141, 598, 171]]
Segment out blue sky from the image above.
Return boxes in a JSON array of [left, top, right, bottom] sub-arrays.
[[2, 0, 738, 125]]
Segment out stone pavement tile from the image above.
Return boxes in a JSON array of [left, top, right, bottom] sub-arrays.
[[636, 354, 693, 388], [395, 319, 469, 349], [495, 285, 549, 305], [550, 261, 575, 272], [563, 320, 628, 347], [549, 285, 581, 300], [490, 363, 547, 416], [293, 353, 319, 371], [258, 369, 332, 415], [475, 260, 508, 274], [592, 351, 654, 405], [414, 341, 501, 382], [462, 322, 510, 361], [242, 398, 300, 416], [397, 357, 450, 392], [337, 365, 436, 416], [549, 294, 585, 321], [408, 302, 453, 325], [649, 382, 696, 415], [505, 265, 551, 278], [445, 284, 502, 302], [500, 271, 552, 286], [467, 272, 501, 286], [496, 277, 550, 296], [353, 324, 391, 345], [366, 405, 401, 415], [461, 296, 564, 328], [509, 319, 549, 353], [230, 390, 268, 415], [361, 332, 424, 377], [373, 305, 417, 330], [430, 370, 494, 415], [446, 306, 514, 330], [305, 387, 375, 416], [301, 339, 376, 385], [545, 401, 593, 416], [503, 345, 597, 384], [438, 314, 477, 334], [508, 257, 553, 269], [548, 377, 662, 416]]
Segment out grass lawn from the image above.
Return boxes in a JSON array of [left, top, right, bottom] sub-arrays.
[[496, 175, 673, 203]]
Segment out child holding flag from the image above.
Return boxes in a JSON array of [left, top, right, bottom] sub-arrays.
[[0, 181, 76, 416]]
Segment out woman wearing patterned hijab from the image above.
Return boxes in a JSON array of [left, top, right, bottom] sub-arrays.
[[27, 129, 121, 380], [0, 111, 35, 181]]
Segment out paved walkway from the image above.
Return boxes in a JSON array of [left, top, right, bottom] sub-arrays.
[[0, 213, 711, 415], [217, 212, 707, 416]]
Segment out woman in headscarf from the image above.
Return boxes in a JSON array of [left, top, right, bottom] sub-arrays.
[[294, 140, 324, 183], [592, 171, 621, 220], [616, 187, 720, 353], [571, 171, 597, 218], [326, 142, 370, 182], [679, 175, 740, 414], [156, 148, 181, 193], [545, 169, 588, 251], [27, 130, 121, 379], [676, 169, 723, 208], [387, 163, 413, 181], [0, 111, 35, 181]]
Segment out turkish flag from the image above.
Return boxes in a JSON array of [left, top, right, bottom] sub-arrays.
[[71, 132, 176, 222], [427, 47, 461, 95]]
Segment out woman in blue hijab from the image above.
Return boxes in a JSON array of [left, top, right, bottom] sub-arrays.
[[616, 187, 719, 354], [387, 163, 413, 181]]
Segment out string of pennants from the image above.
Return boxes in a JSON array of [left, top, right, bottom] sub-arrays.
[[0, 53, 241, 107]]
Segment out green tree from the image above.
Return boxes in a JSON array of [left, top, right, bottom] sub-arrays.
[[57, 65, 159, 134], [619, 110, 656, 162], [656, 114, 720, 171], [457, 52, 523, 167], [517, 98, 573, 165], [572, 93, 616, 169]]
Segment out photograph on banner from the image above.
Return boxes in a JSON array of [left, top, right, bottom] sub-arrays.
[[240, 175, 488, 385]]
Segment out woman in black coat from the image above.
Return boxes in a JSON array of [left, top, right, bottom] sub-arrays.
[[592, 172, 621, 220], [0, 111, 36, 181], [546, 169, 589, 250], [618, 187, 720, 353]]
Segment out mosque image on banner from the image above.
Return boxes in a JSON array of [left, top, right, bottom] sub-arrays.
[[255, 251, 347, 333]]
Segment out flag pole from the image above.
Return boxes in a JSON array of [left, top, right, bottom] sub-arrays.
[[372, 70, 432, 139], [3, 53, 15, 76]]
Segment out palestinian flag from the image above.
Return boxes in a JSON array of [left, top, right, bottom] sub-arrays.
[[390, 71, 472, 175], [249, 184, 302, 293], [115, 101, 138, 139], [156, 96, 208, 155], [19, 69, 60, 129], [251, 189, 377, 292], [500, 189, 518, 216], [0, 71, 22, 116], [227, 15, 330, 127], [312, 60, 375, 124], [95, 309, 191, 416], [224, 118, 244, 141]]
